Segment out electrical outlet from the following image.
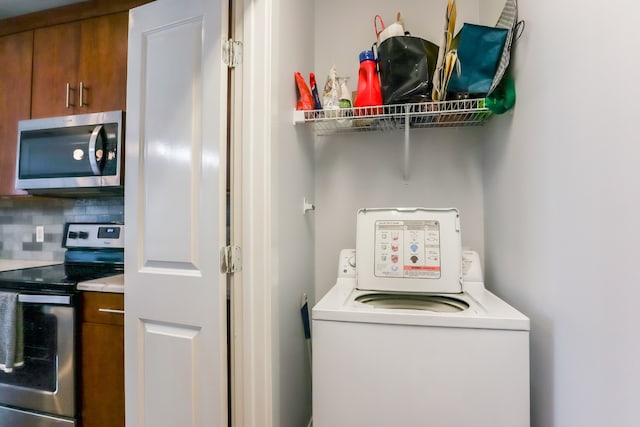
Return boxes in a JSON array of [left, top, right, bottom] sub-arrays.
[[36, 226, 44, 243]]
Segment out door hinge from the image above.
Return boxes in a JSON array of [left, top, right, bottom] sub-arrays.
[[223, 39, 243, 68], [220, 245, 242, 274]]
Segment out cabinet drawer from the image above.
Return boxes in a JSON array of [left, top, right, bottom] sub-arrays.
[[82, 292, 124, 325]]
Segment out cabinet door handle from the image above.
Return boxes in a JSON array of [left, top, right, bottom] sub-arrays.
[[79, 81, 86, 107], [98, 308, 125, 315], [65, 83, 72, 108]]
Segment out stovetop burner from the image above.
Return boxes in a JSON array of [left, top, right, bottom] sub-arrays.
[[0, 222, 124, 294]]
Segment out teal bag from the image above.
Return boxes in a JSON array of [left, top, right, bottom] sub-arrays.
[[447, 23, 508, 97]]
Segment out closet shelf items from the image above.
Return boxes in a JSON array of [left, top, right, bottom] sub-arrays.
[[292, 98, 492, 135]]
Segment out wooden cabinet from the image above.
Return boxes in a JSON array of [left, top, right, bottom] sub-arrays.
[[77, 13, 129, 114], [0, 0, 146, 196], [80, 292, 125, 427], [32, 12, 128, 118], [0, 31, 32, 196]]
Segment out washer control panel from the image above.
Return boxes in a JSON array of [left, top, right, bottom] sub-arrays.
[[339, 249, 483, 283], [356, 208, 462, 293]]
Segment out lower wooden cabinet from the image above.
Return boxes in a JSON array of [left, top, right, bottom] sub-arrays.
[[80, 292, 125, 427]]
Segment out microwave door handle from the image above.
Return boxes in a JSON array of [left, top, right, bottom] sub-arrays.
[[88, 125, 104, 175]]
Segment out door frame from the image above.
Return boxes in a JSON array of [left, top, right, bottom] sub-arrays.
[[231, 0, 274, 426]]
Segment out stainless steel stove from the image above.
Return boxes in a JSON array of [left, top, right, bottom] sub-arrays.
[[0, 222, 124, 426]]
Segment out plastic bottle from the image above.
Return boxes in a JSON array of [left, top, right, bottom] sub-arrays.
[[294, 72, 314, 111], [354, 50, 382, 115], [322, 65, 341, 112], [309, 73, 323, 110], [338, 77, 352, 109]]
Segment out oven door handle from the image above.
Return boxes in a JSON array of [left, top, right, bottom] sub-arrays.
[[18, 294, 72, 305]]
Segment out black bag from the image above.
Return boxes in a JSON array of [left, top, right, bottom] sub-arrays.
[[376, 35, 439, 104]]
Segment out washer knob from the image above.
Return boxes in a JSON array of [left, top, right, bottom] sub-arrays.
[[338, 249, 357, 278]]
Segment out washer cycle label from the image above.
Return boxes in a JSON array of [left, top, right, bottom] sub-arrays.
[[374, 220, 441, 279]]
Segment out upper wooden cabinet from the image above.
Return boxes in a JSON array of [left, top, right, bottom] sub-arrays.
[[0, 31, 32, 196], [31, 12, 128, 118]]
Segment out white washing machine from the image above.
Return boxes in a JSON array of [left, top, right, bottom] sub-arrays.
[[312, 208, 530, 427]]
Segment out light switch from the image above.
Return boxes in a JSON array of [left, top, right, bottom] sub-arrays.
[[36, 226, 44, 243]]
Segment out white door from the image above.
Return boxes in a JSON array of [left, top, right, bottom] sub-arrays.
[[124, 0, 229, 425]]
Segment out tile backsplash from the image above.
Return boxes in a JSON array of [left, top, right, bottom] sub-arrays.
[[0, 196, 124, 261]]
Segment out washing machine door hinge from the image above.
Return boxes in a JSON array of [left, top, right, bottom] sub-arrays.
[[221, 245, 242, 274]]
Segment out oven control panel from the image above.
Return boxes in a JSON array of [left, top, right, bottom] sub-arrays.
[[64, 223, 124, 249]]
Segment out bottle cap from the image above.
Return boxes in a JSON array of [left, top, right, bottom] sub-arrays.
[[359, 50, 375, 63]]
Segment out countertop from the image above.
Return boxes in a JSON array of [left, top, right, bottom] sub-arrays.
[[77, 274, 124, 293], [0, 259, 61, 272]]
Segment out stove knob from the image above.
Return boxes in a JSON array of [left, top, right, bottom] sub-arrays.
[[78, 231, 89, 239], [68, 231, 78, 239]]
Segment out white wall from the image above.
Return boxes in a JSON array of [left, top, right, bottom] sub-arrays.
[[270, 0, 316, 425], [483, 1, 640, 426], [312, 0, 493, 298], [275, 1, 498, 424], [313, 0, 481, 92], [284, 0, 640, 425], [314, 129, 485, 295]]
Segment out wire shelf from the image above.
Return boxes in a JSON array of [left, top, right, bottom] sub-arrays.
[[292, 98, 492, 135]]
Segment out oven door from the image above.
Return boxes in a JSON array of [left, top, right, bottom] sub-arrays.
[[0, 294, 76, 424]]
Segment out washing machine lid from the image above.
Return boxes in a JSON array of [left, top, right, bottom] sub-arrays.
[[356, 207, 463, 293]]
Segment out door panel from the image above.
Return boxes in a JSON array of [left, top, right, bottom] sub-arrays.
[[125, 0, 229, 425], [142, 321, 200, 426], [142, 17, 204, 268]]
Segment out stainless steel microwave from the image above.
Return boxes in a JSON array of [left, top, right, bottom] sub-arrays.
[[15, 110, 124, 196]]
